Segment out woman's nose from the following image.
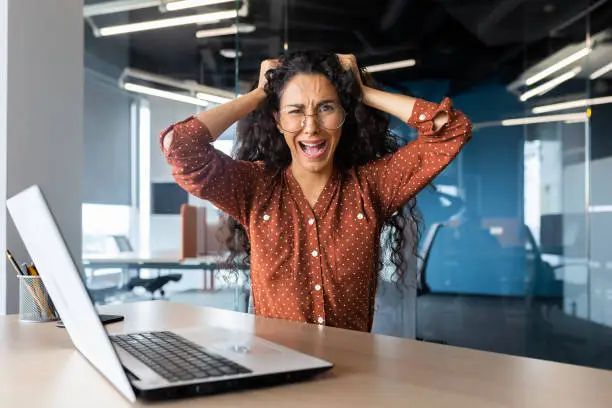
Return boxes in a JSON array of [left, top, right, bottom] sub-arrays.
[[302, 114, 319, 134]]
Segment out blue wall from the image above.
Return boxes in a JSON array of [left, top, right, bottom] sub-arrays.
[[404, 81, 530, 296]]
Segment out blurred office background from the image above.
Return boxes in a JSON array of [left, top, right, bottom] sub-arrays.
[[79, 0, 612, 370]]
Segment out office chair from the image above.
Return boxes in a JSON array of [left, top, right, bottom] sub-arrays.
[[111, 235, 182, 299]]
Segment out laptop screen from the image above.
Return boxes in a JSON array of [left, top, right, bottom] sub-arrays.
[[7, 185, 136, 402]]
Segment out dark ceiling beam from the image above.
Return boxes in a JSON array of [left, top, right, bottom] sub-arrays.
[[447, 44, 524, 96], [199, 47, 223, 87], [286, 0, 348, 15], [477, 0, 526, 38], [380, 0, 409, 30], [354, 41, 419, 59], [268, 0, 284, 56]]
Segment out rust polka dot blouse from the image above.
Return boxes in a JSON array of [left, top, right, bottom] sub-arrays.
[[160, 97, 472, 332]]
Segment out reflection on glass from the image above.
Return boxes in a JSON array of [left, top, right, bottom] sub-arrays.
[[416, 3, 612, 370]]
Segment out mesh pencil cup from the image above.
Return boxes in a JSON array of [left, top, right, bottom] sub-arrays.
[[17, 275, 59, 323]]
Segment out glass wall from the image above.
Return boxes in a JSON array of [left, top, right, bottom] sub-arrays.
[[416, 2, 612, 370]]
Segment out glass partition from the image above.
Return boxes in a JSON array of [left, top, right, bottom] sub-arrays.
[[415, 1, 612, 370]]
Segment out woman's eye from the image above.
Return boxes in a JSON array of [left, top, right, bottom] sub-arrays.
[[319, 104, 335, 112], [288, 110, 303, 115]]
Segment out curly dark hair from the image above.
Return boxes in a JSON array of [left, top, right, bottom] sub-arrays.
[[219, 50, 422, 290]]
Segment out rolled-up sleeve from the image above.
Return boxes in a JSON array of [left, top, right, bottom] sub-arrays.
[[160, 116, 262, 226], [360, 97, 472, 219]]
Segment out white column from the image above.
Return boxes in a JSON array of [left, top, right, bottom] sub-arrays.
[[0, 0, 84, 314]]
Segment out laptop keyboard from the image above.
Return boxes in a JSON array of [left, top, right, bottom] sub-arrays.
[[110, 331, 252, 382]]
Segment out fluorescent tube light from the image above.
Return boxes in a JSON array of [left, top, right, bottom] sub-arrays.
[[84, 0, 159, 18], [520, 68, 580, 102], [166, 0, 235, 11], [501, 112, 587, 127], [124, 83, 209, 107], [525, 47, 591, 86], [365, 59, 416, 73], [219, 49, 242, 58], [196, 92, 232, 104], [590, 205, 612, 213], [98, 9, 237, 36], [532, 95, 612, 114], [195, 23, 255, 38], [590, 61, 612, 80]]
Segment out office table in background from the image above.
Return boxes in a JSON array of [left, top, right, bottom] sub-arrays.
[[2, 301, 612, 407], [82, 251, 249, 291]]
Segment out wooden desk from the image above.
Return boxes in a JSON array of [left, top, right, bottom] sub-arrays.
[[2, 301, 612, 407]]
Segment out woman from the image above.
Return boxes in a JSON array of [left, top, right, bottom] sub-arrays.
[[160, 51, 472, 332]]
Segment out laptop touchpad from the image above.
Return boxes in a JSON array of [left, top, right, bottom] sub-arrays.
[[210, 338, 282, 355]]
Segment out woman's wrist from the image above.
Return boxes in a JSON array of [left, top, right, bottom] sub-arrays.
[[250, 87, 266, 101], [361, 86, 374, 107], [359, 86, 418, 123]]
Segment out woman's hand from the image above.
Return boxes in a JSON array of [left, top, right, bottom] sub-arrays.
[[337, 54, 420, 123], [258, 59, 280, 90], [337, 54, 364, 89], [192, 60, 276, 140]]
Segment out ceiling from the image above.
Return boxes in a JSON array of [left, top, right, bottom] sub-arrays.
[[84, 0, 612, 96]]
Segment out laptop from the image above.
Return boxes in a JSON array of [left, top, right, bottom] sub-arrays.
[[6, 185, 333, 402]]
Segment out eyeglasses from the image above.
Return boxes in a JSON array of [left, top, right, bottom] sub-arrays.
[[277, 102, 346, 133]]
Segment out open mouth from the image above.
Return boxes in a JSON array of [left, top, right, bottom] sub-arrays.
[[298, 140, 329, 159]]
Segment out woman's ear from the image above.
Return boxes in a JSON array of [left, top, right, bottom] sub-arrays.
[[273, 112, 283, 134]]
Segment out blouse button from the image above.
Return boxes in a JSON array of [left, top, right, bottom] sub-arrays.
[[418, 113, 426, 121], [263, 214, 270, 221], [314, 284, 321, 291], [317, 317, 324, 324], [308, 218, 315, 225], [311, 250, 318, 257], [357, 213, 364, 220]]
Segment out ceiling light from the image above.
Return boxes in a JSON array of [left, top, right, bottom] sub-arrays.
[[219, 49, 242, 58], [520, 67, 580, 102], [195, 23, 255, 38], [98, 9, 237, 36], [590, 61, 612, 80], [124, 83, 209, 107], [565, 118, 587, 124], [84, 0, 159, 18], [365, 59, 416, 73], [196, 92, 232, 104], [532, 95, 612, 114], [166, 0, 235, 11], [501, 112, 587, 127], [525, 47, 591, 86]]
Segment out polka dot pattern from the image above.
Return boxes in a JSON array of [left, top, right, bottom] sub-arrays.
[[159, 97, 472, 332]]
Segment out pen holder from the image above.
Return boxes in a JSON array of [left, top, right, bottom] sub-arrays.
[[18, 275, 59, 323]]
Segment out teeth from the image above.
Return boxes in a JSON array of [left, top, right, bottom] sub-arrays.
[[301, 141, 324, 147]]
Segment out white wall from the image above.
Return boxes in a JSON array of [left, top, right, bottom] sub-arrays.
[[0, 0, 7, 315], [148, 98, 199, 252], [147, 98, 230, 251], [1, 0, 83, 314], [150, 98, 199, 183]]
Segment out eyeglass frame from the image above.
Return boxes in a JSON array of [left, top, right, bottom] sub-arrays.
[[275, 101, 347, 133]]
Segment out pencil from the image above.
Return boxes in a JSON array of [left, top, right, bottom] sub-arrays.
[[5, 250, 24, 275]]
